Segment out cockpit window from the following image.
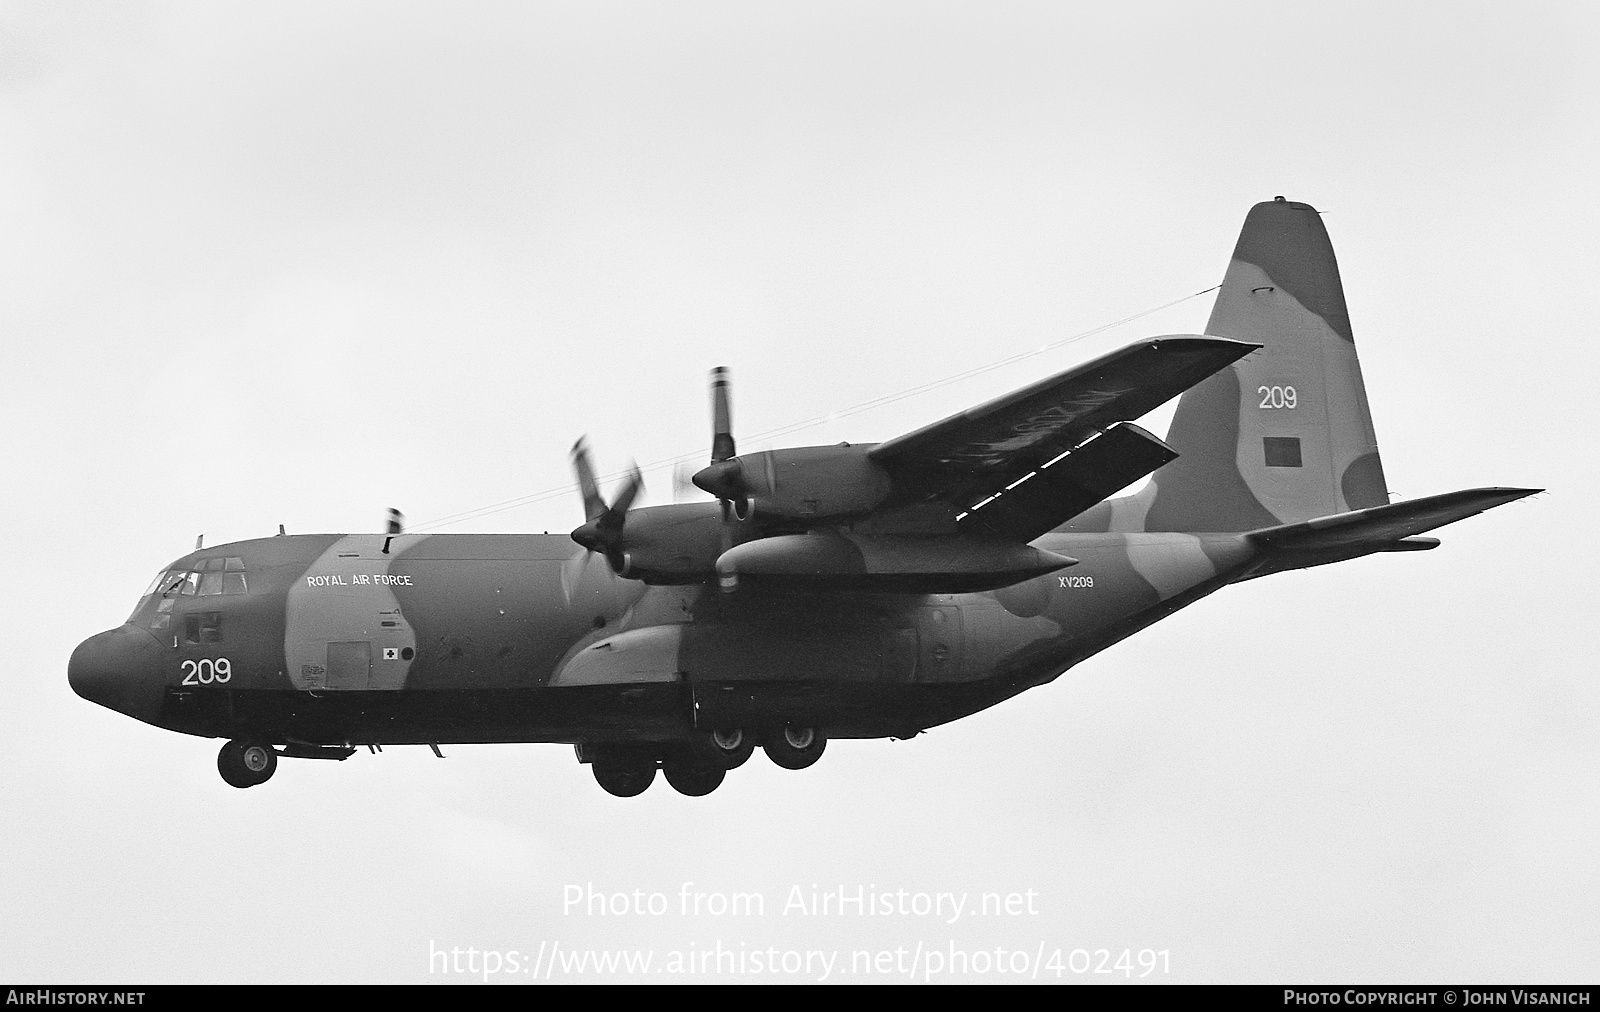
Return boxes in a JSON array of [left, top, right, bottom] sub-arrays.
[[157, 559, 248, 598], [132, 558, 249, 628], [129, 571, 170, 622]]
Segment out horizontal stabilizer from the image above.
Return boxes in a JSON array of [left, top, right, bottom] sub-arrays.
[[1242, 487, 1540, 578], [961, 422, 1178, 542]]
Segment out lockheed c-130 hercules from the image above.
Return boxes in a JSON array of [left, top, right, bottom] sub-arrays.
[[69, 198, 1538, 796]]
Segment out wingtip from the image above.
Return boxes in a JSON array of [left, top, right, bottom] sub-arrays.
[[1480, 486, 1544, 499], [1148, 333, 1264, 355]]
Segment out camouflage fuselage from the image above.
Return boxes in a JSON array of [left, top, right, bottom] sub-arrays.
[[75, 529, 1257, 748]]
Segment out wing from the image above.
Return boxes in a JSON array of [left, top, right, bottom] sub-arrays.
[[868, 335, 1260, 518]]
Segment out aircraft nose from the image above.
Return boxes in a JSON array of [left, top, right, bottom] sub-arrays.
[[69, 626, 166, 723]]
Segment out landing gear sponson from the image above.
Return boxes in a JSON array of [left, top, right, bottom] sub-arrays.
[[578, 726, 826, 797]]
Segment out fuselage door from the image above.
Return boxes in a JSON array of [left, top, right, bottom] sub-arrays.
[[326, 642, 371, 690], [881, 626, 917, 683], [918, 604, 963, 682]]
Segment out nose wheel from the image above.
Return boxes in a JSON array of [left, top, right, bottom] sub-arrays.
[[217, 739, 277, 788]]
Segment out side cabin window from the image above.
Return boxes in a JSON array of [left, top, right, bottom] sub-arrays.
[[184, 611, 223, 645]]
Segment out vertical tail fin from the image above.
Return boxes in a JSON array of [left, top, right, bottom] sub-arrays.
[[1142, 197, 1389, 532]]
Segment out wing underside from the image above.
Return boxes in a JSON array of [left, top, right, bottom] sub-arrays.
[[867, 335, 1259, 536], [958, 422, 1177, 542]]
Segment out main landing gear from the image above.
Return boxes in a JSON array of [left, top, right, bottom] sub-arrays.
[[582, 726, 826, 797], [762, 725, 826, 770], [661, 757, 725, 797], [217, 739, 277, 788], [707, 727, 756, 770]]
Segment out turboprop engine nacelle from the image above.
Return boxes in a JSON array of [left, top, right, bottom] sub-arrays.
[[599, 502, 733, 584], [713, 530, 1077, 593], [692, 444, 893, 521]]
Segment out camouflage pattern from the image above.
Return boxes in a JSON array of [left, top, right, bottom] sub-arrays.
[[1066, 197, 1389, 535], [67, 199, 1539, 792], [70, 525, 1258, 745]]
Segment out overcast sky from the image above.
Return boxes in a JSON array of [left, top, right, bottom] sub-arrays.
[[2, 0, 1596, 984]]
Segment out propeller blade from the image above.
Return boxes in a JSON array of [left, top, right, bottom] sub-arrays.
[[561, 548, 605, 606], [571, 438, 605, 522], [719, 500, 736, 555], [673, 460, 713, 503], [608, 463, 643, 519], [699, 366, 751, 518], [569, 446, 643, 578], [600, 465, 643, 575], [710, 366, 735, 462]]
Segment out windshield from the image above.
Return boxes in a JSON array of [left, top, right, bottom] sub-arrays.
[[128, 557, 249, 627]]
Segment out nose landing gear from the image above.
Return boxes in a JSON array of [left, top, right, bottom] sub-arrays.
[[217, 739, 277, 788]]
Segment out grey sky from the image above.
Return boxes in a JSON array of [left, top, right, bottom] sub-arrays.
[[2, 0, 1595, 983]]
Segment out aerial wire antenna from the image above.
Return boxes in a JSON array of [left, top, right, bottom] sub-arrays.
[[407, 285, 1220, 533]]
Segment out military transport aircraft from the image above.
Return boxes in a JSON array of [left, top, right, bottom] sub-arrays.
[[69, 198, 1538, 797]]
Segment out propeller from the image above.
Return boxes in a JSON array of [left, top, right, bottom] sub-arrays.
[[568, 438, 643, 576], [672, 460, 712, 503], [692, 366, 751, 521]]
